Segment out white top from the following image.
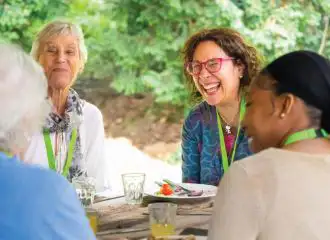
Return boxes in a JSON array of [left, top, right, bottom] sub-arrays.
[[23, 101, 106, 191], [208, 148, 330, 240]]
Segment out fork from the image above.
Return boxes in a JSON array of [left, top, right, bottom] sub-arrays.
[[162, 179, 190, 192], [154, 181, 186, 196], [162, 179, 203, 197]]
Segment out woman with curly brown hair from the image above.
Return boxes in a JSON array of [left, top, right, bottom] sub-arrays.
[[181, 28, 262, 185]]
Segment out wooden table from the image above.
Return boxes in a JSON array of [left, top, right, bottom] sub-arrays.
[[93, 196, 212, 239]]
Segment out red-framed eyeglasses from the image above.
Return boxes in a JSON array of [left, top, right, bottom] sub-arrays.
[[186, 57, 235, 76]]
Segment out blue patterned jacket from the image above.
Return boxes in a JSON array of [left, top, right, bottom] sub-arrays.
[[181, 101, 252, 186]]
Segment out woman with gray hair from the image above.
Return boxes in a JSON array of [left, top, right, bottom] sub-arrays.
[[25, 20, 105, 191], [0, 43, 95, 239]]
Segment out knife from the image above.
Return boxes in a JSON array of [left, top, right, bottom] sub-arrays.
[[94, 195, 125, 203], [96, 227, 149, 235]]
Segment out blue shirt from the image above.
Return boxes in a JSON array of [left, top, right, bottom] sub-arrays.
[[181, 101, 252, 185], [0, 152, 96, 240]]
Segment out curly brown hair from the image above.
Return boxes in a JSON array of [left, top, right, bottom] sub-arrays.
[[182, 28, 263, 103]]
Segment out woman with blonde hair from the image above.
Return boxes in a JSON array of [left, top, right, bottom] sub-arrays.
[[25, 20, 105, 191]]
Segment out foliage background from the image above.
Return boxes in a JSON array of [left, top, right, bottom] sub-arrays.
[[1, 0, 329, 108]]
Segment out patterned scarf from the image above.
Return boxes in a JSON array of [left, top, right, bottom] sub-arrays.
[[43, 89, 85, 181]]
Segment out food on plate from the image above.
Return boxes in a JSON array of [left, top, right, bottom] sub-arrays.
[[156, 183, 174, 196], [154, 181, 205, 197]]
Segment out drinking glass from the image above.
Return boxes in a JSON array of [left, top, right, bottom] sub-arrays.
[[148, 202, 177, 237], [121, 173, 145, 204], [85, 207, 99, 234], [72, 176, 96, 207]]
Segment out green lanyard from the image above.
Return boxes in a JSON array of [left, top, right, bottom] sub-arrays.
[[0, 150, 13, 157], [283, 128, 328, 146], [43, 128, 77, 177], [216, 97, 246, 173]]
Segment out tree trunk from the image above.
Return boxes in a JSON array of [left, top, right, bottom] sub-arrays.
[[319, 16, 329, 55]]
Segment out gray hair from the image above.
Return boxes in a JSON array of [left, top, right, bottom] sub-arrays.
[[0, 44, 51, 152], [30, 20, 88, 71]]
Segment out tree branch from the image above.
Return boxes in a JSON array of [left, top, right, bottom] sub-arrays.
[[319, 15, 329, 55]]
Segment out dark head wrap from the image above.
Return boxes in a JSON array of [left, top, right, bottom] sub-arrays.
[[261, 51, 330, 132]]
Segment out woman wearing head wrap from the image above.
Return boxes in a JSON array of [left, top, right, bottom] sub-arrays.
[[208, 51, 330, 240]]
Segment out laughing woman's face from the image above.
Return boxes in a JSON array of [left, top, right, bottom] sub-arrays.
[[191, 41, 243, 106]]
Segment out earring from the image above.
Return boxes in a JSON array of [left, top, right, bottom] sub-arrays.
[[240, 75, 243, 79], [280, 113, 285, 118]]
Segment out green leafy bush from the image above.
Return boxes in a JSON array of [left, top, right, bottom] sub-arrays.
[[1, 0, 328, 108]]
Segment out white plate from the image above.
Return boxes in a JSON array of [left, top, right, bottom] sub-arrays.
[[144, 183, 217, 200]]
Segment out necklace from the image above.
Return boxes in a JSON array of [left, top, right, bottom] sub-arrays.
[[216, 97, 246, 173], [218, 109, 239, 134]]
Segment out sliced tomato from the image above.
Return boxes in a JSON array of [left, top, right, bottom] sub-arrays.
[[160, 183, 173, 195]]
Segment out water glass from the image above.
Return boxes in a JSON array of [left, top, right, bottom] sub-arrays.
[[148, 202, 177, 237], [72, 176, 96, 207], [122, 173, 145, 204]]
